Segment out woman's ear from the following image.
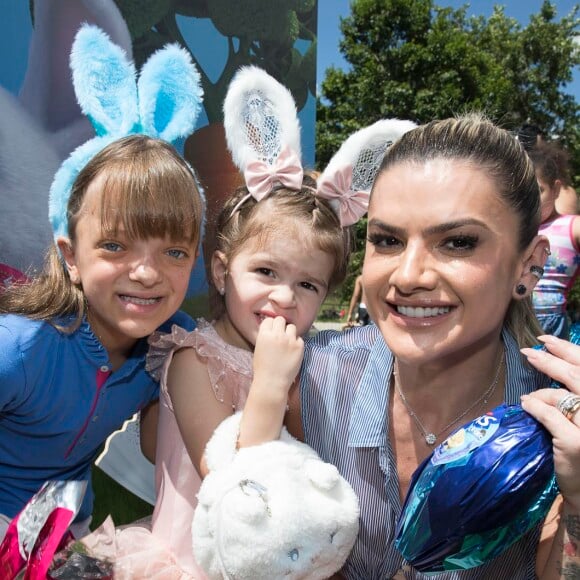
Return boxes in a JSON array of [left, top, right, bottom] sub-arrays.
[[211, 251, 228, 296], [514, 235, 550, 298], [56, 236, 81, 284]]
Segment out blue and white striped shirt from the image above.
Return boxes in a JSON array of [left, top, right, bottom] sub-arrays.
[[301, 325, 547, 580]]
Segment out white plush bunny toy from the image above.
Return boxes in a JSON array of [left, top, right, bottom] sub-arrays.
[[192, 413, 360, 580]]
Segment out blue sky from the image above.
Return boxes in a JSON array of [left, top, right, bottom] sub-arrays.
[[317, 0, 580, 101]]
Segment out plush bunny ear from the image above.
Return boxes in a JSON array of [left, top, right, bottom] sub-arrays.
[[138, 43, 203, 142], [49, 23, 204, 241], [317, 119, 417, 226], [70, 24, 138, 137], [223, 66, 303, 201], [49, 135, 114, 239]]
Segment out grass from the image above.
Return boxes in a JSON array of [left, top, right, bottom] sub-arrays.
[[91, 465, 153, 530]]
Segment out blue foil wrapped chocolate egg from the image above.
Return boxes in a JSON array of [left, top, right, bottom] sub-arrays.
[[394, 404, 558, 573]]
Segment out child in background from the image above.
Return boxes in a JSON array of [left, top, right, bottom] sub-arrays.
[[516, 124, 578, 215], [551, 142, 578, 215], [99, 66, 413, 579], [0, 25, 204, 541], [529, 140, 580, 338]]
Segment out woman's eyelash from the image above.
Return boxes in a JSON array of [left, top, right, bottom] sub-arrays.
[[366, 232, 479, 254], [444, 235, 479, 250], [367, 232, 399, 246]]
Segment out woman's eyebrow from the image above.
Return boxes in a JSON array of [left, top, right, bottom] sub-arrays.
[[368, 218, 489, 236], [424, 218, 489, 235]]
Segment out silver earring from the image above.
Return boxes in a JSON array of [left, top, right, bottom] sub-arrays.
[[530, 265, 544, 279], [219, 287, 225, 296]]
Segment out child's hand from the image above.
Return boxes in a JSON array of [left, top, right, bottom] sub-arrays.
[[239, 316, 304, 448], [253, 316, 304, 398]]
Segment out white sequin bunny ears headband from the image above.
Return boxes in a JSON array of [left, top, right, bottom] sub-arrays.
[[223, 65, 416, 226], [48, 24, 204, 240]]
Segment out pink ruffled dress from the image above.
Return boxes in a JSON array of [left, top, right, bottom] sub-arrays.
[[93, 320, 254, 579]]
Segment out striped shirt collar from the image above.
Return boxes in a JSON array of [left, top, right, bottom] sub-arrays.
[[348, 334, 394, 448], [347, 328, 545, 449]]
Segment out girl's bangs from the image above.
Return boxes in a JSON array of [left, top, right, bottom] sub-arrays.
[[98, 161, 201, 243]]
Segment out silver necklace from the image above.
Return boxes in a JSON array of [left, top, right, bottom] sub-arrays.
[[394, 348, 505, 446]]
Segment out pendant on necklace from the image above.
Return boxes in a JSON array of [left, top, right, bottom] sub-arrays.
[[425, 433, 437, 445]]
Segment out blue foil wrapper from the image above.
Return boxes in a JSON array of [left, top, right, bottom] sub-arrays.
[[394, 404, 558, 573]]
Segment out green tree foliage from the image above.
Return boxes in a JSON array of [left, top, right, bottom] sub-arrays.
[[108, 0, 317, 122], [317, 0, 578, 168], [317, 0, 580, 300], [341, 217, 367, 303]]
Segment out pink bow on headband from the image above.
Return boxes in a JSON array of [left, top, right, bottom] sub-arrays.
[[317, 165, 370, 227], [244, 145, 304, 200]]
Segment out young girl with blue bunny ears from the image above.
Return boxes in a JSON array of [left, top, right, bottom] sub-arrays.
[[0, 24, 204, 541], [84, 65, 415, 579]]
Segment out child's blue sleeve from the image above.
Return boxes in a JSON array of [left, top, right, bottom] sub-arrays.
[[159, 309, 196, 333], [0, 324, 26, 412]]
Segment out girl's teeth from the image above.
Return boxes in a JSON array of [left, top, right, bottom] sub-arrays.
[[397, 306, 450, 318], [121, 296, 159, 305]]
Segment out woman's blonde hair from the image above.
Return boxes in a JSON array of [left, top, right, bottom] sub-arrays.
[[211, 173, 351, 317], [376, 113, 543, 348], [0, 135, 204, 331]]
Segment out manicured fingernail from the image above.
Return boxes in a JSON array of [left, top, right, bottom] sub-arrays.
[[521, 348, 541, 360]]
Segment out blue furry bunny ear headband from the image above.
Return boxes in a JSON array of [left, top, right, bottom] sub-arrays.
[[223, 65, 417, 226], [49, 24, 204, 240]]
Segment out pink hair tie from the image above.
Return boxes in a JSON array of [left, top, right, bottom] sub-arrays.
[[0, 263, 28, 291]]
